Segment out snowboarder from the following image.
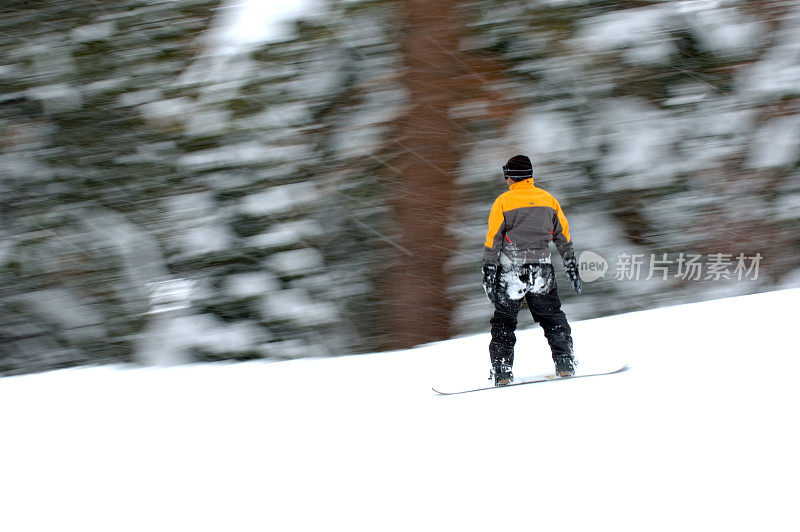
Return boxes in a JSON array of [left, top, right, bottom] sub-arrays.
[[482, 155, 582, 386]]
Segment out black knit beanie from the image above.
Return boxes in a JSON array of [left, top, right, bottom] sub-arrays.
[[503, 155, 533, 181]]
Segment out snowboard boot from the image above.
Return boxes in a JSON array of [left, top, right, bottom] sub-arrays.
[[554, 353, 576, 377], [490, 361, 513, 386]]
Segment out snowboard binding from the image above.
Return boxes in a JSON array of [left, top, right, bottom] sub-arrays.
[[490, 361, 514, 386], [554, 354, 576, 377]]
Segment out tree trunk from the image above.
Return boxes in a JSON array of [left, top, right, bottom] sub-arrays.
[[386, 0, 464, 349]]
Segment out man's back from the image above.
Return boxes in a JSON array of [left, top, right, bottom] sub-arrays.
[[484, 178, 574, 266]]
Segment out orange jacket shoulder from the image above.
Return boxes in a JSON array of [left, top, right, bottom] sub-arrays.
[[498, 187, 559, 213]]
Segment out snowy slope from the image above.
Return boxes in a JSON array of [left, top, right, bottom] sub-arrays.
[[1, 289, 798, 532]]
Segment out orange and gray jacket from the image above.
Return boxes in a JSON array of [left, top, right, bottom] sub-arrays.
[[484, 178, 574, 266]]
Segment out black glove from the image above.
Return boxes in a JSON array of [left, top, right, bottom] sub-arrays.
[[482, 264, 500, 304], [564, 256, 582, 294]]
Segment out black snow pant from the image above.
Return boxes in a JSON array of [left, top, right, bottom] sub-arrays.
[[489, 264, 573, 369]]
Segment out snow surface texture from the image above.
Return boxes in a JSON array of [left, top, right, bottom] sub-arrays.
[[219, 0, 322, 49], [1, 289, 798, 532]]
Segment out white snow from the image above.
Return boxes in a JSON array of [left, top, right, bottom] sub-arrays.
[[146, 278, 196, 315], [135, 313, 265, 366], [70, 22, 116, 43], [246, 220, 323, 249], [595, 98, 680, 188], [177, 0, 321, 86], [159, 193, 235, 259], [260, 287, 338, 324], [1, 290, 798, 531], [239, 183, 320, 217], [774, 193, 800, 221], [267, 248, 324, 275], [575, 6, 675, 62], [242, 103, 311, 130], [178, 142, 306, 170], [185, 108, 233, 137], [182, 224, 234, 255], [26, 83, 82, 113], [738, 6, 800, 99], [622, 40, 676, 66], [747, 114, 800, 169], [220, 0, 322, 47], [139, 97, 193, 125], [224, 272, 282, 299], [20, 288, 104, 332], [518, 111, 579, 163], [688, 8, 765, 58], [501, 268, 529, 299]]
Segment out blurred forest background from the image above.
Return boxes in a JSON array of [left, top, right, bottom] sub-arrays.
[[1, 0, 799, 375]]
